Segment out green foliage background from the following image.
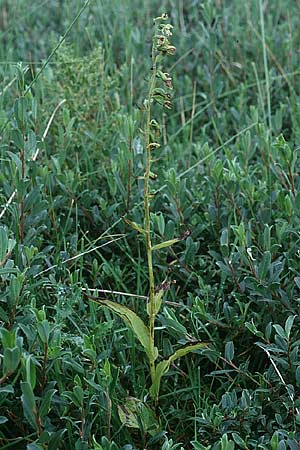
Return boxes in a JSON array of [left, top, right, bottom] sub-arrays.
[[1, 0, 300, 449]]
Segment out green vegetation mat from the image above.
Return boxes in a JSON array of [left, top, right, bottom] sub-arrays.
[[1, 1, 300, 449]]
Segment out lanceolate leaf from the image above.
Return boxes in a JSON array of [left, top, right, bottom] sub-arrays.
[[39, 388, 57, 418], [150, 342, 208, 400], [90, 298, 152, 359], [0, 227, 8, 262], [153, 290, 164, 315], [21, 381, 38, 431], [151, 238, 180, 251]]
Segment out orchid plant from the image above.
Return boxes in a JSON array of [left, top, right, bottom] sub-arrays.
[[89, 14, 206, 405]]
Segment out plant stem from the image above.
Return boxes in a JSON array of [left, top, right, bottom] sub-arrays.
[[144, 41, 158, 383]]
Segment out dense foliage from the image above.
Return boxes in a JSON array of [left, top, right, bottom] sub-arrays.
[[1, 1, 300, 449]]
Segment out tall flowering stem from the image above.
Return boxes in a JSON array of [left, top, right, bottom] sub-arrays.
[[88, 14, 206, 404], [143, 14, 176, 383]]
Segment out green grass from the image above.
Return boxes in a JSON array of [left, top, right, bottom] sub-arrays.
[[1, 1, 300, 449]]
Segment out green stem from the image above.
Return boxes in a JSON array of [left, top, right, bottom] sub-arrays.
[[144, 42, 158, 383]]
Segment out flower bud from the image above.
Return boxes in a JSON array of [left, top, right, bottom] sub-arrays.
[[166, 46, 176, 55], [148, 142, 161, 150], [164, 101, 172, 109], [150, 119, 160, 130]]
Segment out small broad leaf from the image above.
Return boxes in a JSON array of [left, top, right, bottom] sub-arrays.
[[92, 435, 104, 450], [278, 442, 286, 450], [285, 315, 296, 339], [21, 381, 38, 431], [0, 385, 14, 394], [232, 433, 247, 449], [9, 274, 23, 303], [220, 228, 228, 247], [295, 366, 300, 383], [192, 443, 209, 450], [0, 328, 17, 348], [245, 321, 264, 338], [258, 251, 271, 280], [27, 443, 44, 450], [72, 385, 84, 408], [273, 324, 287, 340], [26, 355, 36, 390], [216, 261, 231, 276], [39, 389, 56, 418], [150, 342, 208, 400], [14, 96, 26, 129], [37, 320, 50, 344], [157, 213, 165, 235], [11, 128, 24, 150], [161, 307, 187, 337], [0, 267, 19, 276], [0, 227, 8, 262], [271, 432, 279, 450], [89, 298, 153, 360], [221, 434, 235, 450], [7, 151, 22, 175], [48, 429, 67, 450], [295, 277, 300, 289], [220, 229, 229, 257], [225, 341, 234, 362], [117, 397, 159, 435], [117, 397, 141, 429], [151, 238, 180, 251], [4, 346, 21, 373]]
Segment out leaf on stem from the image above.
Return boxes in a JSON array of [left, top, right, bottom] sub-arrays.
[[21, 381, 38, 431], [151, 238, 180, 251], [150, 342, 208, 399], [90, 297, 153, 359]]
